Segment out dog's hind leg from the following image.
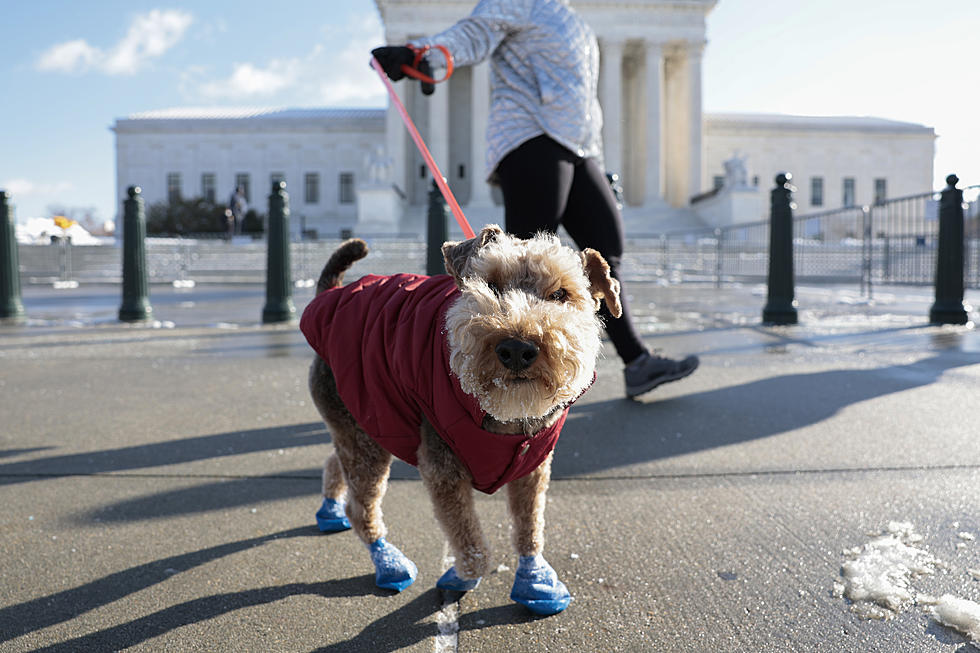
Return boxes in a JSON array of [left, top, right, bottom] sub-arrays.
[[418, 419, 490, 592], [505, 453, 571, 615], [332, 422, 418, 591], [309, 356, 416, 591], [310, 358, 352, 532], [315, 453, 351, 532]]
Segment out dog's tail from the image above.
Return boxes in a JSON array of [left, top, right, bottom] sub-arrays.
[[316, 238, 369, 294]]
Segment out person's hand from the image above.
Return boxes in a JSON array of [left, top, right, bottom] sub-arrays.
[[371, 46, 435, 96], [371, 46, 414, 81]]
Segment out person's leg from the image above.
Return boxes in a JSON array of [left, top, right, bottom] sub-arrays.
[[498, 138, 697, 396], [561, 157, 699, 397], [496, 135, 576, 238], [559, 157, 646, 363]]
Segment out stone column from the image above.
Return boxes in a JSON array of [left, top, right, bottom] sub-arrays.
[[428, 70, 451, 181], [468, 61, 493, 207], [383, 33, 408, 203], [685, 41, 705, 202], [643, 40, 665, 206], [599, 38, 624, 178]]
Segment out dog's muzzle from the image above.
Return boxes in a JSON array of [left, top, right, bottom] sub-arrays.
[[495, 338, 539, 373]]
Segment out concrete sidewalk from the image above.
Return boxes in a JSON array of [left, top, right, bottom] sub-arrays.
[[1, 280, 979, 651]]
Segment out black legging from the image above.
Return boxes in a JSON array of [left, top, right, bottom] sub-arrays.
[[496, 135, 645, 364]]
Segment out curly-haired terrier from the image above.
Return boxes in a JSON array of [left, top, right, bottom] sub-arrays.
[[300, 224, 621, 615]]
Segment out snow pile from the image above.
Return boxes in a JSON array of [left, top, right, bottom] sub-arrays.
[[925, 595, 980, 643], [834, 521, 942, 619], [15, 217, 105, 245], [836, 521, 980, 646]]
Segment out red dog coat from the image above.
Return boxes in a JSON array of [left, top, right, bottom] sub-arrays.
[[301, 273, 580, 494]]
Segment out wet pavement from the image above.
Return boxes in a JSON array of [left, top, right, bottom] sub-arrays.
[[2, 277, 980, 652]]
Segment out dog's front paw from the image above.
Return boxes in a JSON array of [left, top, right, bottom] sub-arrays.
[[510, 555, 571, 615], [436, 565, 481, 592], [315, 497, 352, 532], [368, 538, 418, 592]]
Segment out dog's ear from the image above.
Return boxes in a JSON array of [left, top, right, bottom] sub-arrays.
[[441, 224, 503, 286], [581, 248, 622, 318]]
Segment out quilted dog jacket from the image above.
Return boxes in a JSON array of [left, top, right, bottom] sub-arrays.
[[300, 273, 571, 494]]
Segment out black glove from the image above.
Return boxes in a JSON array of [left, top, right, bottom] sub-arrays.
[[371, 46, 414, 81], [371, 45, 436, 96]]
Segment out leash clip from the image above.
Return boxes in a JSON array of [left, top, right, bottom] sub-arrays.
[[400, 44, 455, 85]]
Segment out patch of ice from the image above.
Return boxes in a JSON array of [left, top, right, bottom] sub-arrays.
[[838, 522, 941, 619], [927, 595, 980, 643]]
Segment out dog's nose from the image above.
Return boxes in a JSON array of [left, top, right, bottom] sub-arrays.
[[495, 338, 539, 372]]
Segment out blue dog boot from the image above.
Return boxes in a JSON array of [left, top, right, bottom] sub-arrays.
[[368, 538, 417, 592], [436, 565, 481, 592], [510, 554, 572, 615], [315, 497, 351, 532]]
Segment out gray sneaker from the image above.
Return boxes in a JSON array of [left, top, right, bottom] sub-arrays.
[[624, 351, 699, 398]]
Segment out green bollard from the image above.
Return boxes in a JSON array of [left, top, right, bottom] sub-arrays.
[[929, 174, 968, 324], [762, 173, 799, 325], [426, 178, 449, 275], [262, 181, 296, 323], [0, 190, 26, 322], [118, 186, 153, 322]]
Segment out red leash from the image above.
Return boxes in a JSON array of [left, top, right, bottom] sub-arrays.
[[370, 55, 476, 240]]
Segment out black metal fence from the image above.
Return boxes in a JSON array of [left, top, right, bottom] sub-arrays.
[[620, 184, 980, 294], [15, 238, 428, 286], [12, 184, 979, 295]]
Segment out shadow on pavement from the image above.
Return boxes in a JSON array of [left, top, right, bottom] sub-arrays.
[[555, 351, 980, 476], [72, 472, 323, 524], [0, 526, 331, 645], [26, 574, 422, 653], [308, 589, 445, 653], [67, 464, 418, 524], [0, 422, 328, 486]]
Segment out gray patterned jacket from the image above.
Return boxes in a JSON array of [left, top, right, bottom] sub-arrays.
[[410, 0, 603, 181]]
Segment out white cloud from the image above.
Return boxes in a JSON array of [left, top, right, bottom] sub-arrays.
[[316, 13, 387, 106], [103, 9, 193, 75], [186, 11, 386, 106], [2, 179, 74, 197], [36, 39, 100, 73], [197, 59, 300, 99], [36, 9, 192, 75]]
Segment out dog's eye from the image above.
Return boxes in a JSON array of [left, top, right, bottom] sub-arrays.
[[548, 288, 568, 302]]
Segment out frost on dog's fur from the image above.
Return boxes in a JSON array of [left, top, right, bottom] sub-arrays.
[[442, 226, 619, 420]]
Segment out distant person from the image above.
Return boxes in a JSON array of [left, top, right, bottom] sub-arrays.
[[372, 0, 699, 398], [228, 186, 247, 236]]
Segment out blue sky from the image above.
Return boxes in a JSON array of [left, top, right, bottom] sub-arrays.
[[2, 0, 977, 225]]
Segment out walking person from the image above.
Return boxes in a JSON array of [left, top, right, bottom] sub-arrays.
[[372, 0, 699, 398]]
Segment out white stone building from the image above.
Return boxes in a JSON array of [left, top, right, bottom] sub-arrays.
[[703, 114, 936, 216], [112, 1, 937, 236], [112, 108, 386, 237]]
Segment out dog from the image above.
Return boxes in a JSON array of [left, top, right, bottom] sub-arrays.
[[300, 224, 621, 615]]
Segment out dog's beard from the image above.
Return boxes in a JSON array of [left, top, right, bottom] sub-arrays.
[[444, 290, 602, 422]]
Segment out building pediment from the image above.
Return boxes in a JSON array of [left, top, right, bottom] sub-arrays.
[[375, 0, 716, 40]]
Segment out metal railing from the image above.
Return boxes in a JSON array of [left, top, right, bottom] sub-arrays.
[[15, 185, 979, 293], [16, 237, 428, 286], [620, 185, 980, 293]]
